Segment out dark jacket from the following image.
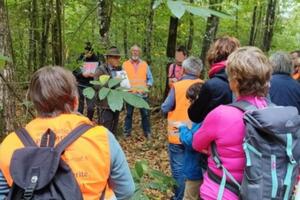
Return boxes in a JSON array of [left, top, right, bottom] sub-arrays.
[[270, 73, 300, 112], [95, 64, 122, 109], [74, 53, 99, 88], [188, 69, 232, 123]]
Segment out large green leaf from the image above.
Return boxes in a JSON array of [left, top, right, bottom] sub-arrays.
[[122, 92, 150, 109], [89, 80, 102, 85], [83, 87, 95, 99], [99, 75, 110, 85], [107, 90, 124, 112], [185, 6, 211, 18], [202, 8, 234, 19], [167, 0, 185, 19], [98, 87, 110, 100], [108, 77, 122, 88]]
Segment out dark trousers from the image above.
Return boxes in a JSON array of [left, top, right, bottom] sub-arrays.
[[78, 86, 96, 121], [99, 109, 120, 134], [124, 98, 151, 135]]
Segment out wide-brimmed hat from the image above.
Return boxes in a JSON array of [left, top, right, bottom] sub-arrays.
[[104, 47, 121, 57]]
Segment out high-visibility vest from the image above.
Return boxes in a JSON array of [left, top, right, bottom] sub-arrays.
[[0, 114, 116, 200], [167, 79, 203, 144], [123, 60, 148, 93]]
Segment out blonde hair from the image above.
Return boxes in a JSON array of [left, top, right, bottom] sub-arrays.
[[29, 66, 78, 117], [226, 46, 273, 97]]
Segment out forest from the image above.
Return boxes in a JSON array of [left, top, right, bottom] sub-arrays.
[[0, 0, 300, 198]]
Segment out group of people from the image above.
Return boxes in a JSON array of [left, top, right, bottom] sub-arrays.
[[73, 43, 153, 139], [161, 36, 300, 200], [0, 36, 300, 200]]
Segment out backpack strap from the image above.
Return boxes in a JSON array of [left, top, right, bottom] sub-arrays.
[[55, 124, 94, 155], [169, 63, 176, 78], [210, 142, 241, 200], [15, 128, 37, 147]]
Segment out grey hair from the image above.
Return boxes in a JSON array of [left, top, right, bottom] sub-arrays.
[[269, 51, 293, 74], [182, 56, 203, 77], [130, 44, 141, 52]]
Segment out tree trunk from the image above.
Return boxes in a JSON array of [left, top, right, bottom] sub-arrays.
[[249, 5, 258, 45], [187, 0, 194, 53], [28, 0, 39, 73], [0, 0, 17, 134], [145, 0, 155, 64], [51, 0, 63, 66], [200, 0, 222, 64], [40, 0, 51, 67], [166, 16, 178, 59], [98, 0, 112, 49], [262, 0, 277, 52]]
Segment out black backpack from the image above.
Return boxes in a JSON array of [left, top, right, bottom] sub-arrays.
[[208, 101, 300, 200], [6, 124, 102, 200]]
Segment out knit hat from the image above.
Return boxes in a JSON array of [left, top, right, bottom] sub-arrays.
[[182, 56, 203, 77]]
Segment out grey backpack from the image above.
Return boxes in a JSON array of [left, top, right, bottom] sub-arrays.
[[209, 101, 300, 200], [6, 124, 100, 200]]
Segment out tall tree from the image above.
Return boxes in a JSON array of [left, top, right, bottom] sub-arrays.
[[200, 0, 222, 65], [187, 0, 194, 53], [0, 0, 16, 133], [51, 0, 63, 65], [40, 0, 51, 67], [98, 0, 112, 49], [166, 16, 178, 59], [262, 0, 277, 52], [145, 0, 155, 64], [28, 0, 39, 72], [249, 5, 258, 45]]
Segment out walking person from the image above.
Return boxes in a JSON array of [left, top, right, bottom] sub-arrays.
[[122, 44, 153, 139]]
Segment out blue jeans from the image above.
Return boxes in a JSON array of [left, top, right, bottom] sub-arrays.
[[168, 143, 185, 200], [124, 97, 151, 135]]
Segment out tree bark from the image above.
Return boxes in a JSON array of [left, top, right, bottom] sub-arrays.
[[262, 0, 277, 52], [166, 16, 178, 58], [40, 0, 51, 67], [0, 0, 17, 134], [200, 0, 222, 64], [187, 0, 194, 53], [145, 0, 155, 64], [51, 0, 63, 66], [28, 0, 39, 73], [249, 5, 258, 45], [98, 0, 112, 49]]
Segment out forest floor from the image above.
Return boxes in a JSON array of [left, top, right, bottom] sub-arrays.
[[117, 110, 173, 199]]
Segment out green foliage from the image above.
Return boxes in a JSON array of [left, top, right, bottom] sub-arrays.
[[0, 55, 12, 69], [83, 75, 150, 111], [131, 160, 176, 200]]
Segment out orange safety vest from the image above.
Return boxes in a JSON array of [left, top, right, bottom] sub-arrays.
[[167, 79, 203, 144], [123, 60, 148, 93], [0, 114, 116, 200]]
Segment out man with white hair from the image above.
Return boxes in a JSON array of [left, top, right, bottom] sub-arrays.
[[269, 51, 300, 112], [161, 56, 204, 200], [122, 44, 153, 139]]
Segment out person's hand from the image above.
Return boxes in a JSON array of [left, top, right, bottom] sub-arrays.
[[173, 122, 186, 128], [82, 72, 93, 78]]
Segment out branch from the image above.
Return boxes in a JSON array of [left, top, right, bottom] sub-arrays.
[[0, 72, 35, 117]]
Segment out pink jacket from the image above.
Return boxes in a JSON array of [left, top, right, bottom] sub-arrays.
[[192, 96, 267, 200]]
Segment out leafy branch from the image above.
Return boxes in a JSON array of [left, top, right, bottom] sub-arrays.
[[83, 75, 150, 112]]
